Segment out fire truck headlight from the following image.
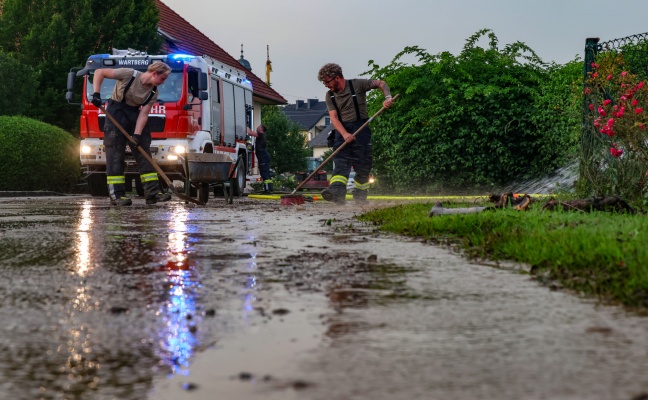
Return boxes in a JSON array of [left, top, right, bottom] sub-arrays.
[[81, 145, 92, 154], [173, 145, 186, 154], [168, 155, 179, 161]]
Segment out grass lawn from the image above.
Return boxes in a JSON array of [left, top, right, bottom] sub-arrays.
[[359, 200, 648, 310]]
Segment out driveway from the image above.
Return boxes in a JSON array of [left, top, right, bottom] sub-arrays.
[[0, 195, 646, 400]]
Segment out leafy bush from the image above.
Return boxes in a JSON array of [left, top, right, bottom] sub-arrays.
[[0, 116, 80, 192], [364, 29, 581, 194]]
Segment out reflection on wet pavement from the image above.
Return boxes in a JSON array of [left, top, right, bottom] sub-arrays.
[[0, 196, 647, 400]]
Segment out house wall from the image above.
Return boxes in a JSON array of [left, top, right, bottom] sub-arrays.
[[313, 147, 328, 158]]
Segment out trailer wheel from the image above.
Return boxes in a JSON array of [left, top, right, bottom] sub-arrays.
[[87, 174, 108, 197], [198, 183, 210, 204]]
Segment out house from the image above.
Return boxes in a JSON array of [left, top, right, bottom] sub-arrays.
[[281, 98, 331, 156], [156, 0, 286, 130], [309, 125, 332, 158]]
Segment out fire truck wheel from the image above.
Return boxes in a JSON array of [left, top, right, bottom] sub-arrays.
[[232, 158, 246, 196], [87, 174, 109, 197], [213, 185, 224, 197]]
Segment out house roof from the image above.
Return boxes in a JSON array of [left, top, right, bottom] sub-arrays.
[[281, 98, 329, 130], [156, 0, 286, 105], [309, 125, 332, 148]]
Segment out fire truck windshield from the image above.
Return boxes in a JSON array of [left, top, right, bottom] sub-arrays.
[[86, 71, 183, 103]]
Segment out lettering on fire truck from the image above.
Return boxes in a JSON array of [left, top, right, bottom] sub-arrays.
[[150, 105, 166, 114]]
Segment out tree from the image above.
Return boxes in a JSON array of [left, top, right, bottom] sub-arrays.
[[0, 0, 162, 130], [261, 106, 310, 174], [0, 51, 39, 117]]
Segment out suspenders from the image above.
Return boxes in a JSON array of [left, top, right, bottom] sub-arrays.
[[329, 79, 361, 123], [121, 70, 157, 106]]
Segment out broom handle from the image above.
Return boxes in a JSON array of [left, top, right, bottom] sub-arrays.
[[291, 93, 399, 194]]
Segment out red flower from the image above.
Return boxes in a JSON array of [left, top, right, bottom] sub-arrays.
[[604, 99, 612, 106], [607, 75, 613, 80], [589, 104, 595, 111], [598, 107, 606, 116], [632, 99, 639, 107], [635, 107, 644, 114], [610, 147, 623, 157]]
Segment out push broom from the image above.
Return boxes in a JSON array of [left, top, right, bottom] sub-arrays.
[[280, 94, 399, 205]]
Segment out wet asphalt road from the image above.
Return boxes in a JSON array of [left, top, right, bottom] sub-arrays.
[[0, 195, 647, 400]]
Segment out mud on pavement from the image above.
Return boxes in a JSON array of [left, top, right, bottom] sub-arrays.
[[0, 195, 648, 400]]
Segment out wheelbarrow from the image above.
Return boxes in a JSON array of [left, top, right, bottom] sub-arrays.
[[182, 153, 242, 204]]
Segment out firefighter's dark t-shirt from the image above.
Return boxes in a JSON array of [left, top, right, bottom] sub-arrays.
[[110, 68, 159, 107], [324, 79, 372, 122], [255, 130, 267, 153]]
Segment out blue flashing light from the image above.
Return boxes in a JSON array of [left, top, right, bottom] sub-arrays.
[[88, 54, 110, 61], [169, 54, 195, 62]]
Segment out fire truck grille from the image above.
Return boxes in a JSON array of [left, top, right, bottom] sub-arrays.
[[99, 116, 166, 132]]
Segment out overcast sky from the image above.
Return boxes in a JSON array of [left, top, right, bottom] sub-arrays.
[[162, 0, 648, 103]]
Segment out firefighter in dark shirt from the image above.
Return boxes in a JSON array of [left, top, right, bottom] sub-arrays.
[[318, 63, 393, 204], [91, 61, 172, 206], [247, 125, 273, 193]]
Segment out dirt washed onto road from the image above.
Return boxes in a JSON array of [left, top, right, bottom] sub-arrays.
[[0, 195, 647, 400]]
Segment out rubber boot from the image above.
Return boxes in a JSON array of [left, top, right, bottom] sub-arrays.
[[146, 193, 172, 205], [143, 180, 171, 204], [322, 184, 346, 204], [353, 189, 369, 204], [111, 196, 132, 206]]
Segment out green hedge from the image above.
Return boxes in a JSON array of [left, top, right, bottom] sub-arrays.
[[0, 116, 80, 192]]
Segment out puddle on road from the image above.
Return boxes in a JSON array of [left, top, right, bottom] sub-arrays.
[[0, 197, 648, 400]]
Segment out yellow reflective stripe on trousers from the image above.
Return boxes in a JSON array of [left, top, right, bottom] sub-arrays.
[[140, 173, 158, 183], [263, 179, 272, 184], [330, 175, 348, 185], [354, 181, 371, 190], [107, 175, 125, 184]]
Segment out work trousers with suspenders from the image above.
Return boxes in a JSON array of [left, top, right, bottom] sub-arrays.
[[103, 73, 160, 201], [328, 80, 373, 202]]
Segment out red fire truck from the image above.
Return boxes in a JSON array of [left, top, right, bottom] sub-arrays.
[[66, 49, 259, 197]]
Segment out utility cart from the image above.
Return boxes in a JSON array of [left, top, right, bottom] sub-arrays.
[[182, 153, 242, 204]]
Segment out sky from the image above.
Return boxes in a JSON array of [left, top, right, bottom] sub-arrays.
[[162, 0, 648, 104]]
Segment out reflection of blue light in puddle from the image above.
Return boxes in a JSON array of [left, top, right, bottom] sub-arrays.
[[157, 206, 200, 376], [158, 268, 199, 376]]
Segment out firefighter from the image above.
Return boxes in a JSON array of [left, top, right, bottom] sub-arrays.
[[246, 125, 273, 193], [318, 63, 393, 204], [91, 61, 172, 206]]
